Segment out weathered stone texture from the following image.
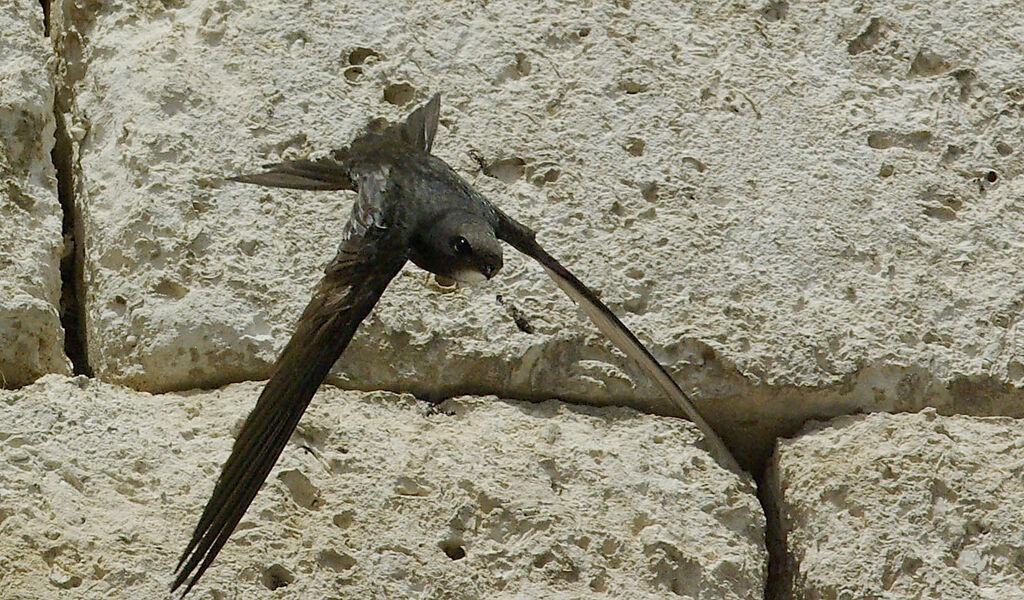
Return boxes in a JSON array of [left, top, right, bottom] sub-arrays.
[[1, 1, 1021, 599], [0, 2, 69, 387], [45, 0, 1024, 461], [0, 375, 764, 599], [770, 409, 1024, 599]]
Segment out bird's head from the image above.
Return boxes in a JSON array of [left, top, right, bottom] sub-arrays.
[[427, 211, 503, 285]]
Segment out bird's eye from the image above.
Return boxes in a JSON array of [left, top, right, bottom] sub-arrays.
[[453, 236, 471, 254]]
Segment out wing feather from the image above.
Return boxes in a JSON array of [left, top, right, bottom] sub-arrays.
[[173, 172, 405, 596], [227, 94, 440, 192], [229, 158, 354, 190], [400, 93, 440, 153], [496, 213, 742, 474]]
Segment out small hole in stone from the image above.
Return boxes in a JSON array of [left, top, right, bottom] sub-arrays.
[[867, 132, 892, 149], [941, 144, 964, 163], [906, 131, 932, 151], [332, 511, 354, 528], [848, 17, 882, 55], [343, 66, 362, 82], [909, 49, 949, 77], [514, 52, 532, 76], [578, 27, 591, 37], [483, 157, 526, 184], [986, 170, 998, 183], [153, 279, 188, 299], [624, 137, 645, 156], [260, 564, 294, 590], [759, 0, 789, 22], [316, 548, 356, 572], [532, 168, 560, 187], [277, 469, 319, 509], [879, 164, 894, 178], [682, 156, 707, 172], [440, 539, 466, 560], [995, 142, 1013, 156], [348, 47, 379, 65], [533, 551, 554, 568], [619, 79, 648, 94], [383, 83, 415, 105]]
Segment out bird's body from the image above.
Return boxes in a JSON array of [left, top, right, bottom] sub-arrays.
[[172, 95, 739, 596]]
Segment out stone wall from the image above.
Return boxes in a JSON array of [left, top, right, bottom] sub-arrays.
[[0, 1, 68, 387], [1, 1, 1022, 598]]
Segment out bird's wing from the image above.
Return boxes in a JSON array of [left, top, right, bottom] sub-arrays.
[[225, 94, 440, 191], [228, 157, 355, 190], [397, 93, 440, 153], [172, 169, 407, 596], [495, 212, 742, 475]]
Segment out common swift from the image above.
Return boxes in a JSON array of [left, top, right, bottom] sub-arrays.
[[172, 94, 740, 596]]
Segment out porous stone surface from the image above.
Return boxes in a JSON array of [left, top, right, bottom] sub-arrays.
[[0, 2, 69, 387], [0, 375, 764, 599], [769, 409, 1024, 599], [47, 0, 1024, 461]]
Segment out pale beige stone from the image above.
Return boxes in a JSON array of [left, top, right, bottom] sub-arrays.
[[6, 2, 1024, 597], [38, 0, 1023, 467], [770, 409, 1024, 599], [0, 375, 764, 599], [0, 2, 69, 386], [46, 0, 1024, 465]]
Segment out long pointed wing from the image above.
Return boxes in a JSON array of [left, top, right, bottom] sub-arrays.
[[226, 94, 441, 192], [496, 213, 741, 475], [173, 174, 406, 596], [399, 93, 440, 153], [228, 158, 354, 190]]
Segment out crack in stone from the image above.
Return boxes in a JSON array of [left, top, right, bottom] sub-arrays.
[[39, 0, 50, 36], [43, 0, 91, 377], [758, 461, 790, 600], [52, 104, 91, 376]]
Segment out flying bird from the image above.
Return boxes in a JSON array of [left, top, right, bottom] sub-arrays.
[[172, 94, 740, 596]]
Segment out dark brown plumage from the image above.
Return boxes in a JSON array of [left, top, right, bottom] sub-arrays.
[[172, 95, 739, 596]]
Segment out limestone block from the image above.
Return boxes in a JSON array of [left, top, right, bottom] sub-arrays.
[[0, 2, 70, 386], [0, 375, 764, 599], [49, 0, 1024, 461], [769, 409, 1024, 599]]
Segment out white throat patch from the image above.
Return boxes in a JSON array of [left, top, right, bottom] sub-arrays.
[[453, 269, 488, 286]]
